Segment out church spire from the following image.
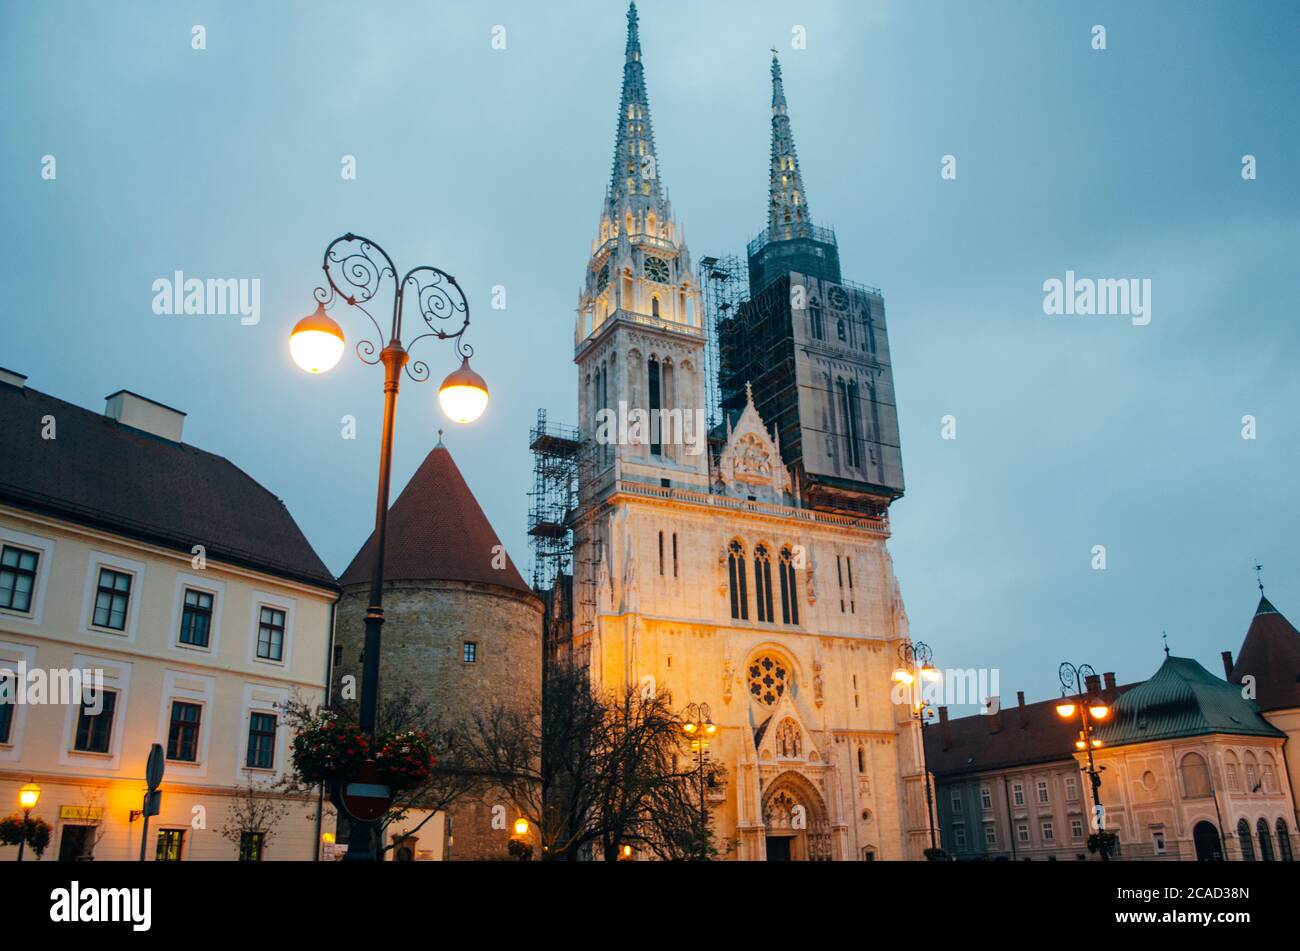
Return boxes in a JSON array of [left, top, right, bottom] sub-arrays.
[[768, 51, 810, 238], [609, 2, 663, 209]]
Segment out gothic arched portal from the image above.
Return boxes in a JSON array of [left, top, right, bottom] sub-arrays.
[[761, 770, 833, 861]]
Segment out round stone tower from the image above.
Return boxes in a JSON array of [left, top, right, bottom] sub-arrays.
[[333, 442, 541, 860]]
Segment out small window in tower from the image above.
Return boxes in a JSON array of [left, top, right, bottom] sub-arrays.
[[463, 642, 478, 664], [651, 295, 660, 318], [672, 533, 678, 578], [658, 531, 664, 576]]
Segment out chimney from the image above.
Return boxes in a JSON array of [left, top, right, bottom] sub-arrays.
[[986, 696, 1002, 733], [0, 367, 27, 389], [1084, 673, 1102, 698], [938, 706, 952, 750], [1103, 672, 1117, 702], [105, 390, 186, 442], [1221, 651, 1235, 679], [1017, 690, 1027, 727]]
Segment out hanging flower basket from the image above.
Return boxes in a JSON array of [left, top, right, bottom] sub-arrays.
[[374, 730, 437, 791], [291, 710, 371, 786]]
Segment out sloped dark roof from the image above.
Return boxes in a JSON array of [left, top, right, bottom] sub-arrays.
[[1094, 655, 1283, 746], [0, 381, 334, 588], [925, 687, 1137, 779], [1230, 596, 1300, 713], [339, 444, 532, 596]]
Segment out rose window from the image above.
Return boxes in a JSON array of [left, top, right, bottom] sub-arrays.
[[748, 654, 788, 705]]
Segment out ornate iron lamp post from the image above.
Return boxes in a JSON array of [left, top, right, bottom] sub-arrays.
[[289, 234, 488, 861], [15, 782, 40, 862], [892, 641, 941, 852], [682, 702, 716, 859], [1055, 661, 1112, 861]]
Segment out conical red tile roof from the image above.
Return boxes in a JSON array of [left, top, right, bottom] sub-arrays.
[[1230, 596, 1300, 712], [339, 445, 532, 595]]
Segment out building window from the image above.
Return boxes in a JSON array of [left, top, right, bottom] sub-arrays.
[[1226, 762, 1240, 791], [1180, 752, 1213, 799], [810, 299, 823, 340], [980, 787, 992, 810], [92, 568, 132, 630], [1257, 818, 1276, 861], [73, 689, 117, 754], [1070, 818, 1084, 840], [1016, 823, 1030, 844], [835, 378, 860, 468], [950, 789, 963, 814], [1012, 783, 1024, 806], [463, 641, 478, 664], [256, 606, 286, 661], [1037, 780, 1049, 804], [156, 829, 184, 862], [333, 644, 343, 668], [658, 531, 664, 576], [672, 533, 678, 578], [1277, 820, 1293, 862], [845, 557, 855, 613], [747, 654, 787, 706], [1041, 820, 1054, 842], [1237, 819, 1255, 861], [953, 825, 966, 849], [246, 713, 276, 769], [1152, 829, 1166, 855], [0, 545, 39, 613], [239, 831, 265, 862], [0, 672, 13, 744], [753, 545, 774, 623], [179, 588, 214, 648], [648, 356, 662, 456], [984, 823, 996, 846], [728, 541, 748, 620], [857, 747, 866, 773], [1064, 775, 1078, 802], [167, 701, 202, 762], [778, 547, 799, 625]]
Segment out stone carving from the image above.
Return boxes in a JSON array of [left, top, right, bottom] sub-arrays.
[[813, 660, 825, 707], [717, 545, 729, 596], [722, 657, 734, 703], [717, 381, 792, 501], [776, 718, 802, 758]]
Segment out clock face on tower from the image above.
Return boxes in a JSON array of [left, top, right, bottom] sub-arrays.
[[596, 262, 609, 292], [644, 256, 670, 284]]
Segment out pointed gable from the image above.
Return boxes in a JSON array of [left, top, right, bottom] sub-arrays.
[[718, 382, 792, 502], [1231, 595, 1300, 712], [339, 445, 531, 595]]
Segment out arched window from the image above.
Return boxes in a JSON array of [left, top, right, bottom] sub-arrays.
[[1179, 752, 1212, 799], [753, 545, 774, 623], [1238, 819, 1256, 861], [1245, 752, 1259, 792], [651, 294, 660, 318], [810, 299, 823, 340], [728, 541, 748, 620], [1277, 819, 1294, 862], [1258, 818, 1276, 861], [778, 547, 800, 625], [648, 356, 662, 456]]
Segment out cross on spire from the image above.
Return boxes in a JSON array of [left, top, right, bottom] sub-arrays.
[[1255, 561, 1265, 594], [1162, 631, 1170, 656], [767, 51, 810, 237]]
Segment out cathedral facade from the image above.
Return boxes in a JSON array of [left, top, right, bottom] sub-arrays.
[[554, 3, 926, 860]]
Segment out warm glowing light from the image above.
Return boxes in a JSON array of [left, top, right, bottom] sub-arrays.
[[921, 664, 942, 682], [513, 817, 529, 836], [1055, 700, 1077, 719], [621, 844, 633, 858], [1091, 739, 1103, 748], [1075, 739, 1086, 750], [1088, 703, 1110, 720], [321, 832, 335, 845], [18, 782, 40, 810], [892, 668, 915, 685], [438, 356, 489, 424], [289, 303, 346, 374], [704, 720, 717, 735]]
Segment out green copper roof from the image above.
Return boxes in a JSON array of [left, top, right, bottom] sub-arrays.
[[1093, 655, 1283, 746]]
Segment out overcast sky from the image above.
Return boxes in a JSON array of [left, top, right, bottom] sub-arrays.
[[3, 0, 1297, 709]]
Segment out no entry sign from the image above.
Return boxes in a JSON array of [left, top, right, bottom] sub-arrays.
[[337, 762, 392, 823]]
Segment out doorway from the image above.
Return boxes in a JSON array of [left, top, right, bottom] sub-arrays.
[[1193, 821, 1223, 862], [58, 824, 96, 861], [766, 835, 792, 862]]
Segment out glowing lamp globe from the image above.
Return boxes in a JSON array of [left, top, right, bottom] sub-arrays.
[[438, 356, 489, 424], [18, 782, 40, 810], [1055, 700, 1076, 719], [513, 817, 529, 836], [289, 303, 346, 374]]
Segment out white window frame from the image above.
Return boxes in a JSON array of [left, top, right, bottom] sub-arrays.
[[950, 788, 963, 814], [1037, 779, 1050, 804], [1041, 819, 1055, 842], [1152, 828, 1166, 855], [980, 786, 992, 811], [1012, 782, 1024, 806], [0, 526, 55, 625], [1017, 822, 1030, 844], [237, 682, 289, 781], [984, 823, 996, 846], [80, 551, 147, 641], [1064, 774, 1079, 802], [953, 825, 966, 849], [247, 591, 296, 669], [0, 640, 38, 760], [1070, 817, 1085, 839], [157, 670, 215, 777], [168, 572, 226, 657], [59, 653, 133, 771]]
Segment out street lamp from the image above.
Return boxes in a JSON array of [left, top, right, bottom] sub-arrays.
[[290, 234, 488, 861], [895, 641, 940, 853], [1056, 661, 1111, 860], [682, 702, 716, 859], [16, 782, 40, 862]]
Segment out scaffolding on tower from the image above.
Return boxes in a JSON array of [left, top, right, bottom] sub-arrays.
[[699, 253, 749, 431]]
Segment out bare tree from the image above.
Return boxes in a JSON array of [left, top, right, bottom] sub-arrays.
[[219, 781, 291, 859]]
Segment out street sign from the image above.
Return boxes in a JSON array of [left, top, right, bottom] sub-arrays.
[[143, 790, 161, 817], [338, 762, 392, 824], [145, 743, 164, 789]]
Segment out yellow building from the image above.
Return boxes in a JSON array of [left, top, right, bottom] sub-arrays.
[[0, 371, 337, 860]]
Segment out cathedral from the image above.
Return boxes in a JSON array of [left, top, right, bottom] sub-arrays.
[[544, 4, 926, 860]]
